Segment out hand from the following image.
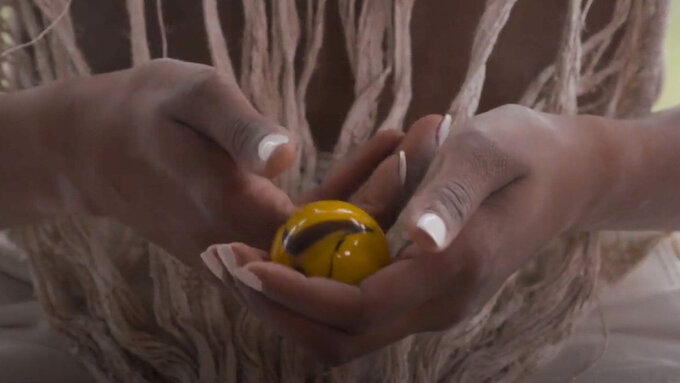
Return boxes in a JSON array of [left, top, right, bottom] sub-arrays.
[[202, 105, 615, 364], [58, 59, 297, 270], [201, 113, 442, 359]]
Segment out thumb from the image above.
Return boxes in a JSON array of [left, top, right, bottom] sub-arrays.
[[227, 114, 296, 178], [393, 131, 521, 253], [170, 66, 296, 177]]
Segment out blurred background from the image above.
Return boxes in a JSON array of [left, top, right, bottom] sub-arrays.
[[656, 1, 680, 110], [0, 3, 677, 109]]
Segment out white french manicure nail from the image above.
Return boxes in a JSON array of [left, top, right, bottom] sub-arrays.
[[234, 267, 263, 292], [436, 114, 452, 148], [258, 134, 289, 162], [216, 244, 237, 276], [416, 212, 447, 250], [398, 150, 407, 186], [201, 250, 224, 280]]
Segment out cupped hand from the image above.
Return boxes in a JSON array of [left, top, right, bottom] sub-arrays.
[[201, 113, 440, 358], [203, 105, 610, 364], [64, 59, 296, 270]]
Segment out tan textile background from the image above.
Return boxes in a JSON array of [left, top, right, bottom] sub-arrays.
[[1, 1, 672, 382]]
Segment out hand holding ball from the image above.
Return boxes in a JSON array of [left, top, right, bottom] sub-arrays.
[[270, 201, 389, 285]]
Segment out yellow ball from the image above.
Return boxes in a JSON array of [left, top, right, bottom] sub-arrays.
[[270, 200, 390, 285]]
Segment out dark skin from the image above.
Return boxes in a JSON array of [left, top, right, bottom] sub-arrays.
[[213, 106, 680, 364], [4, 0, 676, 365]]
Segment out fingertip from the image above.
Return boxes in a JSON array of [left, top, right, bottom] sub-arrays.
[[410, 212, 447, 252], [258, 133, 290, 162], [200, 247, 224, 280], [225, 245, 271, 292], [215, 243, 238, 276], [259, 133, 297, 178], [233, 266, 264, 292], [406, 207, 461, 253]]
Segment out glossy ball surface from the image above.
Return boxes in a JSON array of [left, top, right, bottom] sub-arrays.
[[270, 201, 389, 285]]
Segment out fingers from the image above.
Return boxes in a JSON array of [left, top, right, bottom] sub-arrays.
[[199, 245, 227, 285], [305, 130, 403, 203], [240, 261, 364, 329], [167, 64, 295, 178], [232, 267, 422, 365], [218, 242, 446, 334], [398, 128, 524, 252], [346, 155, 403, 228], [200, 242, 268, 290], [400, 115, 447, 191], [139, 116, 294, 262], [349, 114, 443, 228]]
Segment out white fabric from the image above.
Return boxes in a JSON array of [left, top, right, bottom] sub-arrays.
[[0, 233, 679, 383], [525, 236, 680, 382]]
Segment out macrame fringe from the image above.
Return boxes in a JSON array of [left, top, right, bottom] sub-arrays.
[[3, 0, 672, 382]]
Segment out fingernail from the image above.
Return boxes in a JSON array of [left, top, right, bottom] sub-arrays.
[[258, 134, 289, 162], [234, 267, 263, 292], [398, 150, 407, 186], [436, 114, 452, 148], [416, 212, 447, 250], [216, 244, 237, 276], [201, 249, 224, 280]]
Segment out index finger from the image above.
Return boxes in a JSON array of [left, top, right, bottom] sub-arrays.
[[302, 129, 403, 204], [163, 60, 296, 177], [349, 114, 445, 228]]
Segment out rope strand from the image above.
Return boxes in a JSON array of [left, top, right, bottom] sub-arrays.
[[0, 0, 72, 59], [5, 1, 672, 382]]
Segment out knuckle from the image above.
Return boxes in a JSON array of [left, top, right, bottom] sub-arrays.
[[154, 63, 220, 114], [452, 129, 513, 183], [226, 117, 262, 154], [454, 128, 493, 154], [139, 59, 203, 86], [146, 57, 182, 70], [188, 67, 224, 99], [493, 103, 530, 116], [180, 64, 235, 106], [134, 58, 177, 76], [433, 180, 474, 223]]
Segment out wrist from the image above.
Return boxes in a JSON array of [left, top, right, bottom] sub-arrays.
[[574, 111, 676, 231], [0, 79, 93, 225]]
